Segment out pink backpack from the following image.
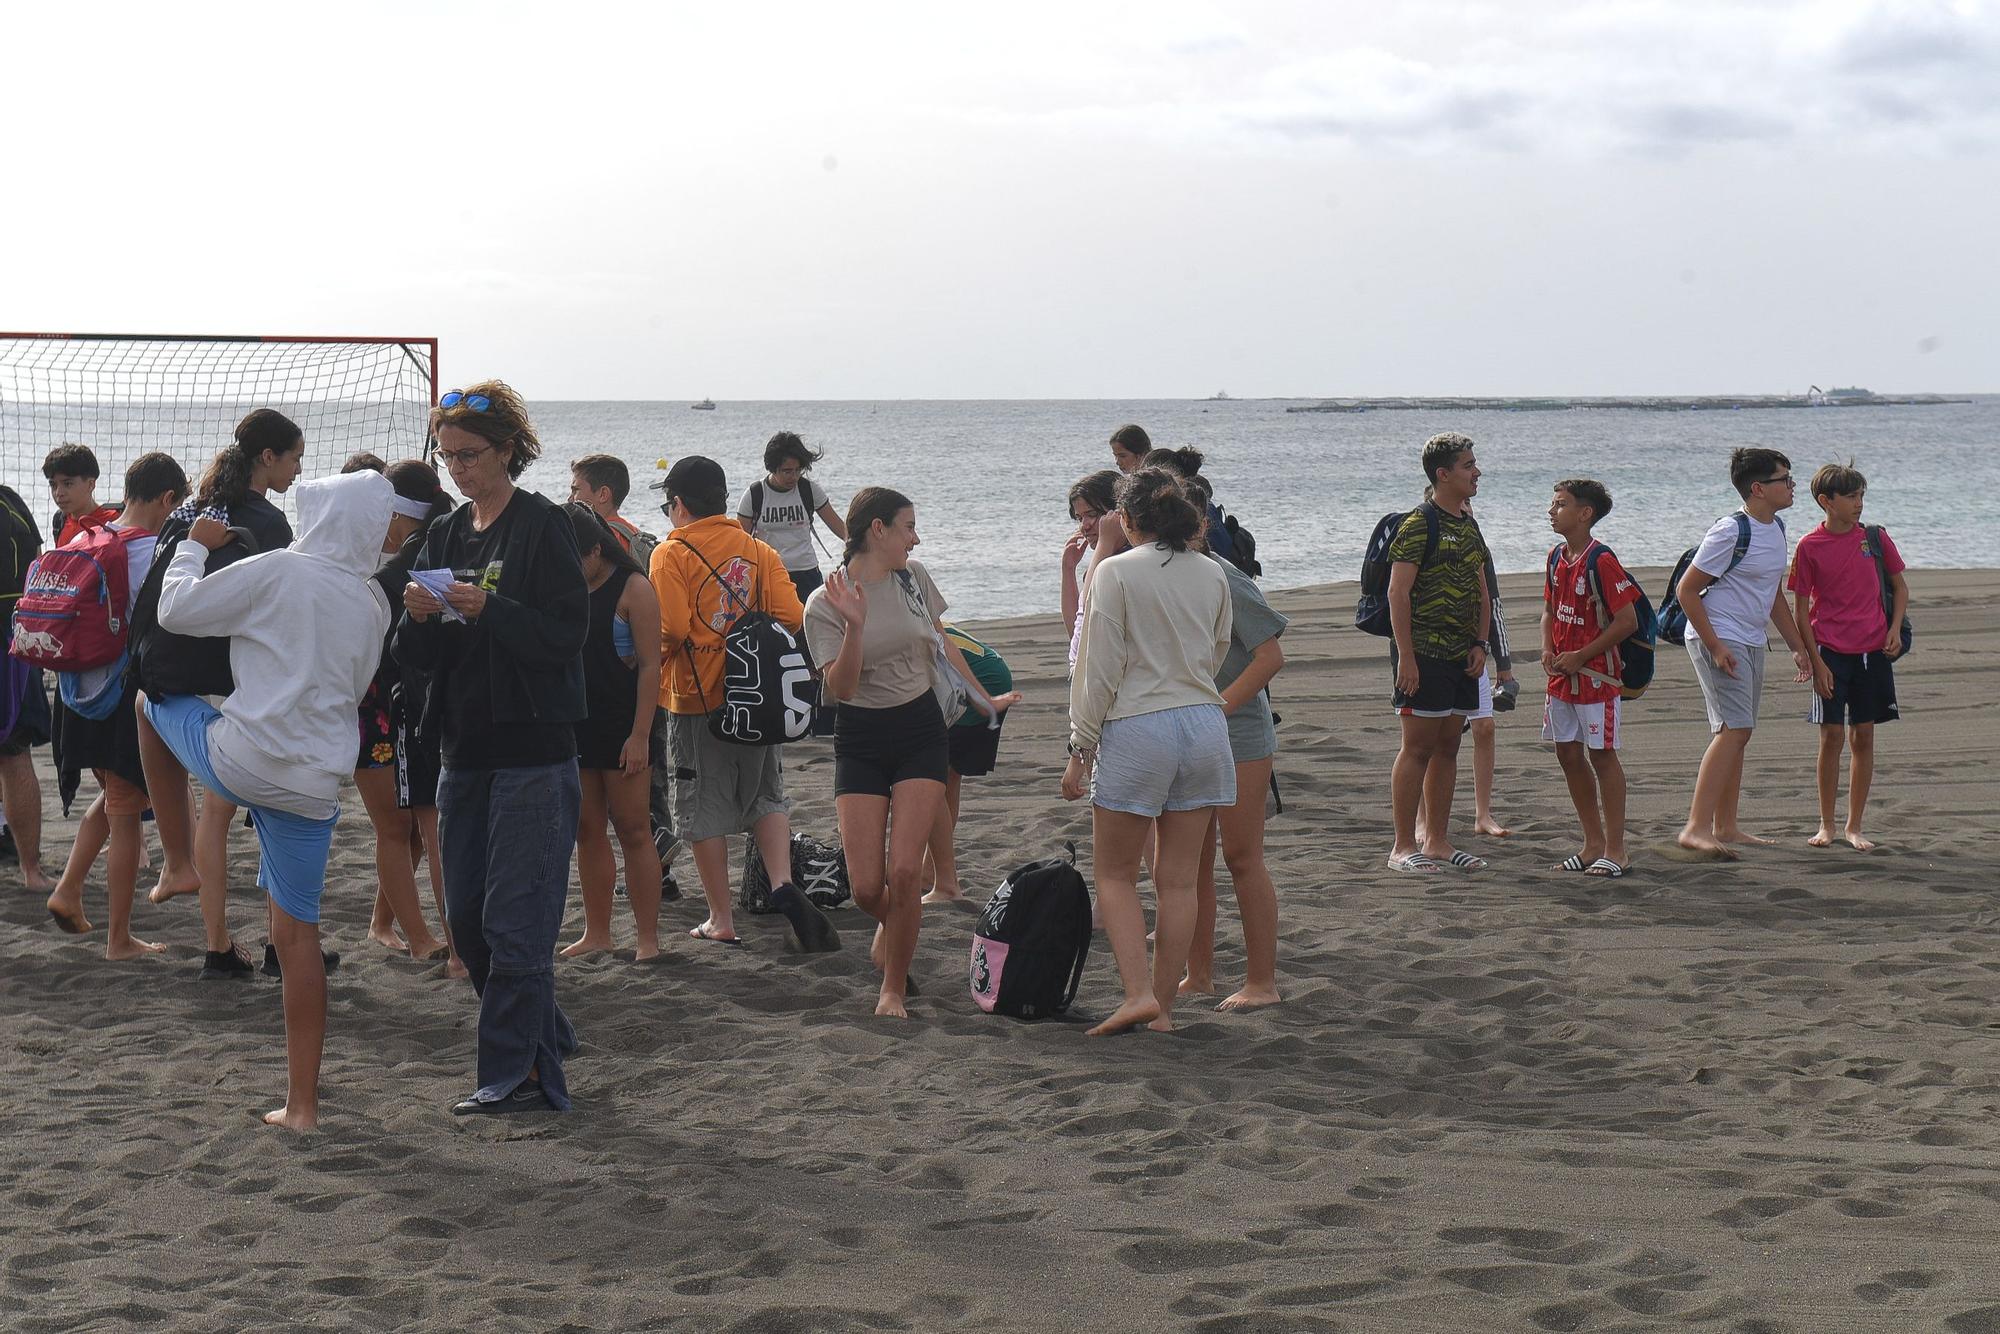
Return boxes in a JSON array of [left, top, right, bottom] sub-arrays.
[[9, 525, 149, 671]]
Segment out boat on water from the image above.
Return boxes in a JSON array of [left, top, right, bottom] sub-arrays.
[[1206, 390, 1232, 401], [690, 398, 716, 411]]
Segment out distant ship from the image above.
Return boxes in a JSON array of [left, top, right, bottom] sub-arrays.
[[1206, 390, 1233, 401], [690, 398, 716, 411]]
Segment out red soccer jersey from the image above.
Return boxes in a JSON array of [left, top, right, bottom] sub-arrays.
[[56, 505, 120, 548], [1545, 541, 1641, 704]]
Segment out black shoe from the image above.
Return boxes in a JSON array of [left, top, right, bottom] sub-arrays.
[[770, 883, 839, 953], [451, 1081, 551, 1116], [261, 943, 342, 980], [199, 942, 255, 980], [659, 871, 682, 903], [0, 826, 15, 863]]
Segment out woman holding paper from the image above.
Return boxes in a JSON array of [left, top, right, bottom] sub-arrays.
[[394, 382, 590, 1116]]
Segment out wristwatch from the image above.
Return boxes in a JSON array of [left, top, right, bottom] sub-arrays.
[[1471, 639, 1491, 651], [1066, 740, 1092, 760]]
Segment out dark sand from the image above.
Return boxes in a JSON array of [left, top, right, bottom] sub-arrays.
[[3, 568, 1997, 1332]]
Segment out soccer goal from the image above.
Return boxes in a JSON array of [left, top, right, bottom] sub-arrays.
[[0, 332, 439, 509]]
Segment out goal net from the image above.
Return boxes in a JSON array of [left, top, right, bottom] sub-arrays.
[[0, 333, 438, 517]]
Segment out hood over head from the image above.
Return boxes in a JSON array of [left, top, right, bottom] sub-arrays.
[[292, 470, 395, 576]]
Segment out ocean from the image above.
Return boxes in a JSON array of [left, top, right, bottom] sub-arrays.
[[520, 397, 2000, 619], [7, 396, 1993, 620]]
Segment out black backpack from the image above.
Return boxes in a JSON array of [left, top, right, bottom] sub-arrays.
[[969, 843, 1092, 1021], [130, 514, 263, 697], [1205, 501, 1262, 578], [741, 830, 850, 913], [1354, 502, 1441, 637], [670, 537, 816, 745]]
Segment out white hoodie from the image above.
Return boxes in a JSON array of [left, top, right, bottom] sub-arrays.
[[156, 470, 393, 817]]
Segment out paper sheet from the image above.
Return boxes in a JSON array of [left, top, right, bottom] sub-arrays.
[[409, 568, 467, 623]]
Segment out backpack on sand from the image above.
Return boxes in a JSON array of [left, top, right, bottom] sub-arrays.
[[741, 830, 851, 913], [9, 525, 151, 671], [1354, 502, 1440, 638], [1656, 511, 1781, 647], [673, 537, 816, 745], [1544, 540, 1659, 699], [970, 843, 1093, 1021]]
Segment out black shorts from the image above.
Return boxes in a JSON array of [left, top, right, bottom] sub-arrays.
[[1391, 648, 1479, 718], [0, 671, 51, 756], [1809, 648, 1899, 727], [947, 715, 1005, 777], [833, 694, 948, 797], [788, 567, 824, 602]]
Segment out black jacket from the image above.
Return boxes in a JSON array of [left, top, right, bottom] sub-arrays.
[[129, 493, 295, 698], [392, 489, 588, 743]]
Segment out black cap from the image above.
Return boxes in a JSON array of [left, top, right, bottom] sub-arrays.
[[654, 455, 726, 503]]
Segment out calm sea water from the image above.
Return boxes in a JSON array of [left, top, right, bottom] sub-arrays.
[[521, 398, 2000, 618], [7, 396, 1993, 619]]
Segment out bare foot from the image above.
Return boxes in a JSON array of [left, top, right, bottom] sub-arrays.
[[263, 1104, 318, 1132], [1473, 820, 1512, 838], [445, 955, 469, 980], [367, 925, 407, 952], [1807, 826, 1836, 847], [1178, 974, 1215, 997], [1717, 829, 1776, 846], [560, 936, 614, 958], [105, 936, 167, 961], [920, 886, 963, 905], [46, 892, 90, 934], [874, 991, 909, 1019], [1843, 830, 1877, 852], [147, 867, 201, 905], [1145, 1014, 1176, 1033], [1672, 831, 1740, 861], [22, 868, 55, 895], [1218, 985, 1282, 1012], [633, 939, 662, 963], [1087, 997, 1162, 1036]]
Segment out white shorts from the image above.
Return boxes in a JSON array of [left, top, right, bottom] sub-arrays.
[[1542, 696, 1620, 750], [1468, 664, 1495, 721]]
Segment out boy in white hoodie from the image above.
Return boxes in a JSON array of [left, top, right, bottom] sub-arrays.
[[141, 469, 394, 1132]]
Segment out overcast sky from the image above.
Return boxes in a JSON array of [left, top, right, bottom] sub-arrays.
[[6, 0, 1994, 398]]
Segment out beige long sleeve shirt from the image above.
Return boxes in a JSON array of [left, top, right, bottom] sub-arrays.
[[1069, 543, 1232, 752]]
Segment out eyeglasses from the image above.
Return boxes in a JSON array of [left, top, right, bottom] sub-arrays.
[[439, 390, 492, 413], [436, 442, 494, 467], [1760, 473, 1795, 487]]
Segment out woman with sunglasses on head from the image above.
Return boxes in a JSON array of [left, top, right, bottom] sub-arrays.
[[557, 502, 664, 962], [805, 488, 1020, 1018], [355, 459, 458, 970], [132, 408, 306, 978], [1064, 466, 1234, 1036], [395, 382, 590, 1116]]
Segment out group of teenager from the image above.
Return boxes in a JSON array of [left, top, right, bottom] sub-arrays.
[[0, 398, 1908, 1124], [1378, 431, 1906, 882]]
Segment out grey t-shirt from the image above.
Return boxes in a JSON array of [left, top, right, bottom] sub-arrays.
[[1211, 553, 1286, 762], [738, 477, 825, 572], [804, 558, 947, 711]]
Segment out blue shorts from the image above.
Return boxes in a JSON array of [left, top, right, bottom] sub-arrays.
[[1091, 703, 1236, 817], [143, 694, 339, 925]]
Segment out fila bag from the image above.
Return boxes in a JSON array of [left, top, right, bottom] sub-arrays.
[[674, 538, 816, 745]]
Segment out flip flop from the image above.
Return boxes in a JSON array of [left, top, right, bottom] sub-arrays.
[[1386, 853, 1442, 874], [1552, 855, 1588, 872], [689, 924, 743, 946], [1584, 858, 1628, 878], [1444, 851, 1488, 871]]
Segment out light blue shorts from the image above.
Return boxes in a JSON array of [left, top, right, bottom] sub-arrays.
[[143, 694, 339, 926], [1092, 703, 1236, 817]]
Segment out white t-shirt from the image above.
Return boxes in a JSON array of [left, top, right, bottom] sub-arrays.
[[1690, 511, 1788, 646], [738, 477, 826, 572]]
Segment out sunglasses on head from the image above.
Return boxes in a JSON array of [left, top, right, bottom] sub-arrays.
[[439, 390, 492, 413]]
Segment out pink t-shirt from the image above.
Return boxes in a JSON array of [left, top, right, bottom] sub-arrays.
[[1787, 523, 1904, 655]]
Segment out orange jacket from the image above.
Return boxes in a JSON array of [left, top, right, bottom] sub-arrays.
[[650, 514, 804, 715]]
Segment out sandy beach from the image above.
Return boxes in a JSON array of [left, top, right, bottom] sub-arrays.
[[3, 566, 1997, 1332]]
